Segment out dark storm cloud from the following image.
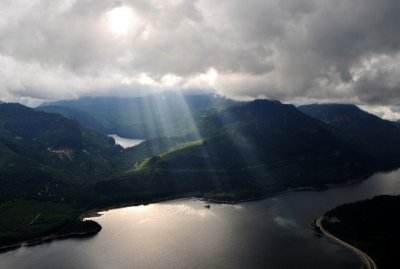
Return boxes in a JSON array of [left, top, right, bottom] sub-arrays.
[[0, 0, 400, 110]]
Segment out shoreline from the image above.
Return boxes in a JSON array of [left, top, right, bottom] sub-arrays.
[[0, 227, 100, 253], [81, 174, 371, 218], [203, 172, 372, 204], [314, 216, 378, 269], [79, 192, 204, 220], [0, 171, 374, 253]]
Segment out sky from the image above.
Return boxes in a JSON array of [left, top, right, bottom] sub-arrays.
[[0, 0, 400, 119]]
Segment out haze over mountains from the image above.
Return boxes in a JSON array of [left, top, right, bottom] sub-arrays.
[[38, 94, 400, 178], [2, 93, 400, 247], [39, 93, 237, 139], [117, 99, 371, 200], [1, 1, 400, 267]]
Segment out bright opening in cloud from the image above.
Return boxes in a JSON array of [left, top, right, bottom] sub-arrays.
[[107, 6, 135, 37], [162, 74, 182, 87], [2, 0, 400, 108], [201, 68, 218, 86]]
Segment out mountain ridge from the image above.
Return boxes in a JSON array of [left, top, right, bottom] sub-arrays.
[[108, 99, 373, 202], [299, 103, 400, 169], [1, 96, 400, 248]]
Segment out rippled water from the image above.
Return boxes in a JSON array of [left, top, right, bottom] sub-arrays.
[[2, 169, 400, 269]]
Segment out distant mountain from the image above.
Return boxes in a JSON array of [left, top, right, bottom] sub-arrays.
[[111, 100, 371, 201], [0, 100, 4, 104], [41, 93, 239, 139], [37, 105, 106, 133], [299, 104, 400, 169]]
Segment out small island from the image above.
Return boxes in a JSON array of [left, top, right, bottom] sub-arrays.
[[316, 195, 400, 269]]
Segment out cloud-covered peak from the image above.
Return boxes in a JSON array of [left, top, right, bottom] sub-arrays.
[[0, 0, 400, 110]]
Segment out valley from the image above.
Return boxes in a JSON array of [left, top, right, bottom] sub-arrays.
[[2, 1, 399, 268], [1, 94, 400, 249]]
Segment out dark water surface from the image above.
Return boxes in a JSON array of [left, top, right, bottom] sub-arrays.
[[2, 170, 400, 269]]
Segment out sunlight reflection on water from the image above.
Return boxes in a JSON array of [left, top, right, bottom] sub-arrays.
[[3, 169, 400, 269]]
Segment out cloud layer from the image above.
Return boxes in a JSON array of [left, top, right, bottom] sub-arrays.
[[1, 0, 400, 109]]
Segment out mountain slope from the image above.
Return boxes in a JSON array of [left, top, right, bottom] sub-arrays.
[[108, 100, 371, 201], [0, 103, 130, 203], [299, 104, 400, 169], [2, 99, 398, 247]]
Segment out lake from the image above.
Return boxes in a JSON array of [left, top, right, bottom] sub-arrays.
[[1, 169, 400, 269], [108, 134, 145, 148]]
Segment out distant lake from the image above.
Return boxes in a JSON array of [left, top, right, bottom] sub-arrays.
[[2, 169, 400, 269], [108, 134, 144, 148]]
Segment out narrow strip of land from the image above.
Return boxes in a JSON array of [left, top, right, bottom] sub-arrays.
[[315, 216, 378, 269]]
